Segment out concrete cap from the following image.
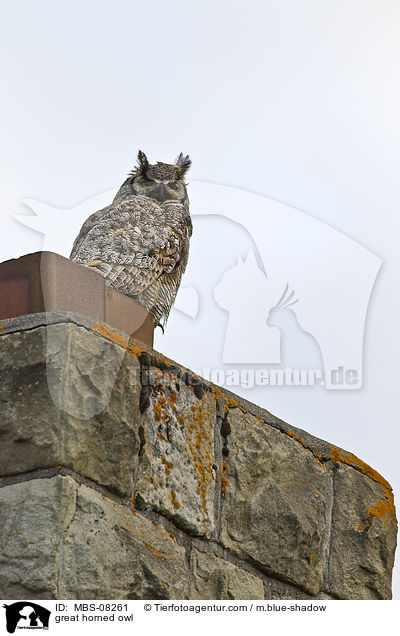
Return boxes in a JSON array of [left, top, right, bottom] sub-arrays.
[[0, 251, 154, 347]]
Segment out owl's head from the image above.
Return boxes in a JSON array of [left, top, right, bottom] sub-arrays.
[[124, 150, 191, 205]]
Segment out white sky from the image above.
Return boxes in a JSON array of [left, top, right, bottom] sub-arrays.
[[1, 0, 399, 598]]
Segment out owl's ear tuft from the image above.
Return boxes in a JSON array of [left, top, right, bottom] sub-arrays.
[[175, 153, 192, 178], [128, 150, 149, 177], [137, 150, 149, 174]]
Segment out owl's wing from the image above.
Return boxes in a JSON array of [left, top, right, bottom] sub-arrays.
[[70, 204, 117, 260], [70, 196, 188, 300]]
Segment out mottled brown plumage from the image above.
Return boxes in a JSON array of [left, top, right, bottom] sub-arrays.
[[70, 151, 192, 328]]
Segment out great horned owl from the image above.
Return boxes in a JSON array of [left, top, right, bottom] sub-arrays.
[[70, 151, 192, 328]]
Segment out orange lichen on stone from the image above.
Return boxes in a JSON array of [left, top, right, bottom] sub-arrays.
[[221, 461, 230, 497], [167, 391, 177, 408], [368, 499, 396, 527], [160, 457, 173, 476], [91, 322, 129, 348], [184, 402, 214, 518], [90, 322, 150, 362], [154, 403, 162, 421], [329, 444, 397, 528], [143, 542, 166, 559], [329, 445, 391, 491], [311, 555, 316, 565], [170, 491, 181, 510], [127, 341, 146, 357]]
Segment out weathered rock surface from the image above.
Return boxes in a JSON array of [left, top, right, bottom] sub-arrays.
[[135, 366, 217, 536], [220, 408, 329, 596], [328, 464, 397, 599], [0, 476, 188, 599], [0, 314, 397, 599], [0, 324, 141, 495], [57, 478, 188, 599], [189, 549, 264, 599]]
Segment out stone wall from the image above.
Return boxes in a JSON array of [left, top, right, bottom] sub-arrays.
[[0, 312, 397, 600]]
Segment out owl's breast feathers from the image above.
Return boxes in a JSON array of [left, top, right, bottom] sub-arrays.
[[70, 194, 191, 327]]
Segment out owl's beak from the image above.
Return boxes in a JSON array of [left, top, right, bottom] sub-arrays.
[[152, 182, 166, 203]]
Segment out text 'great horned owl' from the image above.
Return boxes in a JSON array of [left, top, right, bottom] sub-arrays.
[[70, 151, 192, 329]]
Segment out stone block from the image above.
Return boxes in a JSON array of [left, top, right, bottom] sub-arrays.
[[189, 549, 264, 599], [0, 476, 189, 600], [328, 464, 397, 599], [135, 367, 217, 536], [0, 324, 141, 495], [220, 408, 329, 595]]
